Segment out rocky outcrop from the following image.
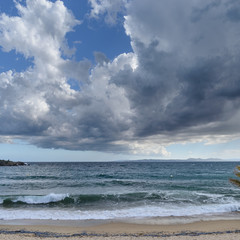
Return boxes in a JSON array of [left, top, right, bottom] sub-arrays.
[[0, 159, 26, 166]]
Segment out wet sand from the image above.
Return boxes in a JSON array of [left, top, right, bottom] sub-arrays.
[[0, 219, 240, 239]]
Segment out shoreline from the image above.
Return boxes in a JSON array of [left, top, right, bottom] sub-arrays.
[[0, 219, 240, 239], [1, 211, 240, 225]]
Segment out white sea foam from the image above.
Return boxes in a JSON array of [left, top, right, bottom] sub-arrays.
[[16, 193, 68, 204], [0, 193, 68, 205], [0, 203, 239, 221]]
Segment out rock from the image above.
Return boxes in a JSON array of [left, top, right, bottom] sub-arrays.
[[0, 159, 26, 166]]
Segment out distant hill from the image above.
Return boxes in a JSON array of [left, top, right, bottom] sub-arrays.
[[0, 159, 26, 166], [117, 158, 227, 163]]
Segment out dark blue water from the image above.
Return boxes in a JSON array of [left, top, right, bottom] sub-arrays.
[[0, 161, 240, 220]]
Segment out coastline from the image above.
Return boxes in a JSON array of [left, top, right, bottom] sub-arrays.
[[1, 162, 239, 239], [0, 219, 240, 239]]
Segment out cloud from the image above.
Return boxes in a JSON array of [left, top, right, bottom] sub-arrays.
[[88, 0, 127, 25], [94, 51, 110, 65], [1, 0, 240, 156], [0, 0, 79, 60], [0, 0, 90, 143], [114, 0, 240, 140], [0, 0, 135, 153], [113, 139, 171, 157]]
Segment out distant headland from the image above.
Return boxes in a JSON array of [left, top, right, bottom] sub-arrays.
[[0, 159, 26, 166]]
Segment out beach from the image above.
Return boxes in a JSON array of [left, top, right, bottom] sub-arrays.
[[1, 162, 240, 239], [0, 219, 240, 240], [1, 0, 240, 236]]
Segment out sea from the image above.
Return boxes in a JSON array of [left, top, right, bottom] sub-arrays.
[[0, 161, 240, 224]]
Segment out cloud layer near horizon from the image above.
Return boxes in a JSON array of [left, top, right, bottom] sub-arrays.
[[1, 0, 240, 156]]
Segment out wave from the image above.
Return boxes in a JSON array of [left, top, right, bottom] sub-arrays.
[[0, 192, 240, 221], [0, 192, 165, 207], [0, 203, 239, 221], [0, 191, 239, 207], [0, 193, 71, 206]]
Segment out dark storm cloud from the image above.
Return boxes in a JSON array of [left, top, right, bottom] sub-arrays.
[[113, 0, 240, 141], [1, 0, 240, 155], [113, 44, 240, 138], [226, 5, 240, 22], [191, 0, 221, 22]]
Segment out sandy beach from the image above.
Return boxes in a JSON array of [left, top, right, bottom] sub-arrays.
[[0, 219, 240, 240]]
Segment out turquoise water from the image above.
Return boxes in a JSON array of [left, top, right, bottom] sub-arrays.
[[0, 161, 240, 221]]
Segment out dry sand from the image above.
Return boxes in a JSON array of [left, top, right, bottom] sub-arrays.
[[0, 219, 240, 240]]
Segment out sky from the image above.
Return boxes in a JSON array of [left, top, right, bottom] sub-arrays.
[[0, 0, 240, 162]]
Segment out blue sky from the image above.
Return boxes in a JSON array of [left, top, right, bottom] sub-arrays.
[[0, 0, 240, 162]]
